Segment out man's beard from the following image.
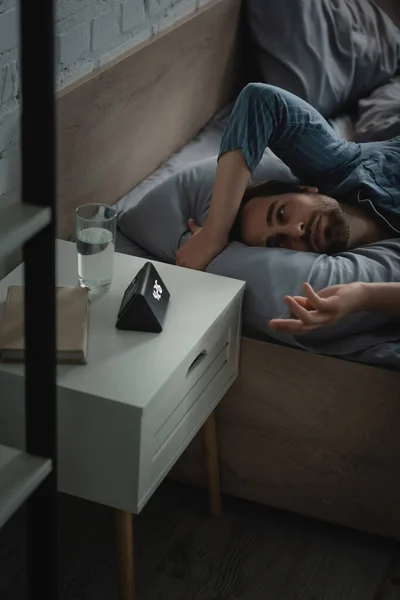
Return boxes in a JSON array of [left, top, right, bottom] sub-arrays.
[[311, 197, 350, 254]]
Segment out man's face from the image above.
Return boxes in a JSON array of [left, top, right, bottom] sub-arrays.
[[240, 188, 350, 254]]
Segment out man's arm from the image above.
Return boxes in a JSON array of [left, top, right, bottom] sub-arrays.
[[269, 281, 400, 335], [176, 82, 362, 271], [359, 282, 400, 315], [175, 151, 251, 270], [203, 151, 251, 242]]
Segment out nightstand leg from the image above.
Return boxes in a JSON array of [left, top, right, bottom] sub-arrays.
[[202, 411, 222, 517], [115, 509, 135, 600]]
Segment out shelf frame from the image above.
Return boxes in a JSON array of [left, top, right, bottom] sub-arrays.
[[0, 444, 52, 529]]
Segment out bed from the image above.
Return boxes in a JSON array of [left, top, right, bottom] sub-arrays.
[[56, 0, 400, 540]]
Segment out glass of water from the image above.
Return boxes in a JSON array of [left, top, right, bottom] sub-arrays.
[[76, 204, 117, 293]]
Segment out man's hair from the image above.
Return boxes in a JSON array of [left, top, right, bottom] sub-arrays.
[[229, 180, 309, 241]]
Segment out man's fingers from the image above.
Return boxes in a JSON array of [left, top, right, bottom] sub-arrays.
[[175, 252, 187, 267], [269, 318, 318, 334], [177, 259, 189, 268], [302, 282, 327, 309], [284, 296, 318, 324], [187, 218, 201, 234], [303, 282, 336, 312], [285, 296, 333, 326], [318, 284, 342, 298], [291, 296, 311, 309]]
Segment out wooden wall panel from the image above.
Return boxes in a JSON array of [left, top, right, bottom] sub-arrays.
[[56, 0, 242, 239]]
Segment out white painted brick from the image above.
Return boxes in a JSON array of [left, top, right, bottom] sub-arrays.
[[0, 45, 19, 66], [91, 10, 116, 51], [0, 0, 17, 15], [57, 22, 89, 67], [151, 0, 196, 33], [57, 60, 94, 88], [147, 0, 170, 18], [121, 0, 145, 34], [98, 25, 151, 66], [0, 61, 19, 107], [0, 106, 19, 153], [56, 5, 107, 37], [0, 112, 20, 203], [0, 9, 18, 53], [0, 0, 206, 109], [60, 0, 103, 19], [0, 64, 13, 104], [0, 153, 12, 195], [55, 0, 64, 19], [147, 0, 195, 20]]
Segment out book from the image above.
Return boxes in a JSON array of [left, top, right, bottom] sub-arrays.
[[0, 286, 89, 364]]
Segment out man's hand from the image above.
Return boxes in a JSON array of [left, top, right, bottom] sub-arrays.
[[175, 219, 227, 271], [186, 218, 202, 236], [269, 281, 367, 334]]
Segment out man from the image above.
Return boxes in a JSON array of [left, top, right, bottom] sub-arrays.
[[176, 83, 400, 269]]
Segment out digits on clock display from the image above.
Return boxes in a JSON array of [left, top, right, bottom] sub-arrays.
[[153, 280, 162, 300]]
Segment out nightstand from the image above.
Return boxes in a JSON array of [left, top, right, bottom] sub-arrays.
[[0, 239, 245, 600]]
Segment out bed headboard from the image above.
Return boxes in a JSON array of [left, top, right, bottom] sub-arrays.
[[56, 0, 243, 239]]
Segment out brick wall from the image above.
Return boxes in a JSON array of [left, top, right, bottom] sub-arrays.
[[0, 0, 200, 206]]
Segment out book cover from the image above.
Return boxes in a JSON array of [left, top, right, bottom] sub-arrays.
[[0, 286, 89, 364]]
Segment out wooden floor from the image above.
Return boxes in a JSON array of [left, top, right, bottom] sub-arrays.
[[2, 481, 400, 599]]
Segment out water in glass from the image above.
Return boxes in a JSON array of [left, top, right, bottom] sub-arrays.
[[77, 226, 114, 292]]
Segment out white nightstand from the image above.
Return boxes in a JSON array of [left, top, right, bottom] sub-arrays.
[[0, 239, 245, 600]]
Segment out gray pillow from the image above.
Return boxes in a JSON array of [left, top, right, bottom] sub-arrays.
[[118, 157, 400, 357], [118, 153, 297, 263], [208, 239, 400, 358], [246, 0, 400, 118], [354, 76, 400, 142]]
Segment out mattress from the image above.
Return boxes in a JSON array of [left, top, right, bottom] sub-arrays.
[[114, 106, 400, 369]]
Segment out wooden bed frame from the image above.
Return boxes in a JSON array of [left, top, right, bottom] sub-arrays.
[[56, 0, 400, 540]]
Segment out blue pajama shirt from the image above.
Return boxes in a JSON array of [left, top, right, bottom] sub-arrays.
[[218, 83, 400, 235]]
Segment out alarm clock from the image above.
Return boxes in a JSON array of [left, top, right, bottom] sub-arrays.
[[116, 262, 170, 332]]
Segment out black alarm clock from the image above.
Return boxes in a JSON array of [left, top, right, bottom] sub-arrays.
[[116, 262, 170, 333]]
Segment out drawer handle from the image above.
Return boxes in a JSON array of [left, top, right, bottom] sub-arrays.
[[187, 350, 207, 376]]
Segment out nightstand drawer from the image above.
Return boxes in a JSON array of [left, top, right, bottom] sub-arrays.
[[152, 338, 229, 457], [137, 296, 242, 509], [148, 299, 240, 433]]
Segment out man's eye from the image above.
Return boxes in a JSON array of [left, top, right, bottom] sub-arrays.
[[277, 205, 285, 223]]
